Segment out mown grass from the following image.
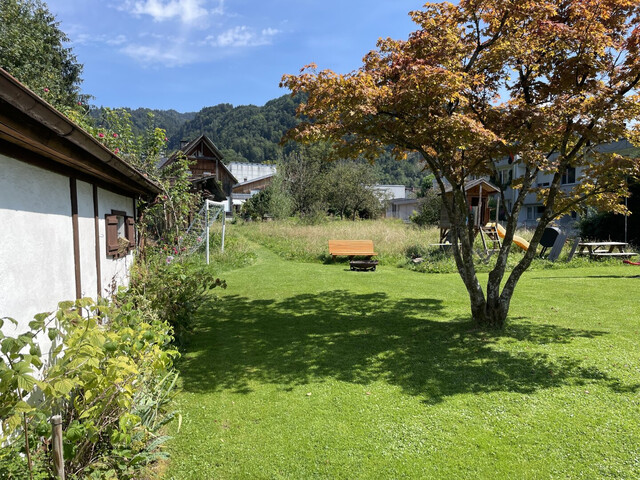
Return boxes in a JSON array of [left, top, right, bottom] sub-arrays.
[[164, 234, 640, 479]]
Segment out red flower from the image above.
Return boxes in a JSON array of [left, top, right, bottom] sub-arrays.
[[98, 132, 105, 138], [164, 137, 168, 142], [77, 101, 82, 105], [113, 133, 118, 138], [44, 88, 50, 93], [114, 148, 120, 154]]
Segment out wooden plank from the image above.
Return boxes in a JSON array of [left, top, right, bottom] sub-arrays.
[[566, 236, 581, 262], [548, 233, 567, 262], [69, 178, 82, 299], [93, 184, 102, 297], [329, 240, 377, 257]]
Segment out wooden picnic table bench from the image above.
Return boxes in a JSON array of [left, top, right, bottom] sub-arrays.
[[577, 241, 638, 259], [329, 240, 378, 271]]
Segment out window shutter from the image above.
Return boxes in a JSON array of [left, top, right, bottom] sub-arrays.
[[105, 214, 119, 256], [125, 216, 135, 250]]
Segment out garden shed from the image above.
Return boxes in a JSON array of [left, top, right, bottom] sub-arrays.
[[0, 68, 161, 338]]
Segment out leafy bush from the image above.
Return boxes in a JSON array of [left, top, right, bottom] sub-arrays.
[[241, 187, 273, 220], [411, 190, 442, 227], [0, 298, 179, 479], [127, 258, 226, 343]]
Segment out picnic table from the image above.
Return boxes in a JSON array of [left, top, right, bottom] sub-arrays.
[[577, 241, 638, 259]]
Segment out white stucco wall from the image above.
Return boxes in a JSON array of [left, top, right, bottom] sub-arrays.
[[0, 154, 76, 343], [1, 154, 138, 345], [77, 180, 98, 298], [97, 187, 134, 296]]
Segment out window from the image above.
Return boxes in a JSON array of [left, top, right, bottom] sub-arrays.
[[562, 167, 576, 185], [105, 210, 135, 258], [500, 169, 513, 186], [526, 205, 545, 220]]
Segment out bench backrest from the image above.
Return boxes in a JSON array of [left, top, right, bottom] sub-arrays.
[[329, 240, 376, 256]]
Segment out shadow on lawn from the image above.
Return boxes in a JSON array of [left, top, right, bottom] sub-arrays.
[[179, 290, 629, 403]]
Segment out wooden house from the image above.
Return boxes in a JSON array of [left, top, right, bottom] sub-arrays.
[[0, 68, 160, 343], [160, 135, 237, 205]]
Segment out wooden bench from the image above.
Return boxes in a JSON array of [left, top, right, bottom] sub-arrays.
[[590, 252, 638, 258], [328, 240, 377, 259]]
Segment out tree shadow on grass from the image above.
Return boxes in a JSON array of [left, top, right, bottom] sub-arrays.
[[179, 290, 632, 403]]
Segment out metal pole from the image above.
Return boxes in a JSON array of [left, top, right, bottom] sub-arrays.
[[51, 415, 65, 479], [221, 210, 226, 253], [625, 194, 628, 244], [206, 201, 210, 265]]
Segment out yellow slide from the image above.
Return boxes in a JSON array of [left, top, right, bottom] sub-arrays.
[[487, 223, 529, 251]]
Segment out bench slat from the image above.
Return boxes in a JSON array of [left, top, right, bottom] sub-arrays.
[[329, 240, 377, 257]]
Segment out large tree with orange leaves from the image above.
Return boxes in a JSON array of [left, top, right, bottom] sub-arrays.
[[281, 0, 640, 328]]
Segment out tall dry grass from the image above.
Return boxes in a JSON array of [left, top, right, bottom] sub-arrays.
[[232, 218, 616, 273], [234, 218, 441, 264]]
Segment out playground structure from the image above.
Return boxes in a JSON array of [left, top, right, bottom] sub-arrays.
[[487, 222, 530, 251], [439, 179, 507, 254], [438, 179, 566, 258], [435, 178, 638, 263]]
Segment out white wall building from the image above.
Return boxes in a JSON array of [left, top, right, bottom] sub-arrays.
[[228, 162, 276, 183], [372, 184, 407, 200], [0, 68, 160, 344], [493, 139, 639, 230]]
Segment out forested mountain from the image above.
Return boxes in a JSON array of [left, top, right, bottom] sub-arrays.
[[90, 107, 196, 141], [116, 93, 424, 187], [169, 93, 303, 164]]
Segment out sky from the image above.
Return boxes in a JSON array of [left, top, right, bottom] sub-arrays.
[[45, 0, 421, 112]]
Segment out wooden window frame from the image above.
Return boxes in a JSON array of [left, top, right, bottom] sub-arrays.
[[105, 209, 135, 258]]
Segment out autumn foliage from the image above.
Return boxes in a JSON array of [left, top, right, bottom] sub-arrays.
[[281, 0, 640, 328]]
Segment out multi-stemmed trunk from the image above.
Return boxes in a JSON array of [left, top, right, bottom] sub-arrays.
[[442, 174, 559, 329]]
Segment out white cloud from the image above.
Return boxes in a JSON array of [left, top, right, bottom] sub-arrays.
[[120, 43, 194, 66], [71, 31, 128, 46], [205, 26, 280, 48], [120, 0, 222, 24], [106, 35, 128, 46]]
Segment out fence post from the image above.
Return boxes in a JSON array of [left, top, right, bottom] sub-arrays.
[[51, 415, 65, 479], [206, 201, 210, 265], [221, 211, 226, 253]]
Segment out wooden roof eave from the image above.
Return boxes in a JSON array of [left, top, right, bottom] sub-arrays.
[[0, 69, 161, 196]]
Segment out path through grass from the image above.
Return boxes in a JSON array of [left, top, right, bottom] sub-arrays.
[[165, 244, 640, 479]]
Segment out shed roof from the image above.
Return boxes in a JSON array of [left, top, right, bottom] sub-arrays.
[[233, 172, 275, 188], [0, 68, 161, 196], [443, 178, 500, 194]]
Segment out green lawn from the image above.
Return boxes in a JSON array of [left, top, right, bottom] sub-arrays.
[[164, 244, 640, 479]]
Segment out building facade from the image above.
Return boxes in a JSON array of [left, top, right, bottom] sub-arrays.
[[0, 68, 160, 343]]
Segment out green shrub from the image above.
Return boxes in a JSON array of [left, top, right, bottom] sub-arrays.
[[127, 258, 226, 343], [410, 190, 442, 227], [0, 298, 179, 479]]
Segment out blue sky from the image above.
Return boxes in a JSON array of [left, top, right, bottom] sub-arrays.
[[45, 0, 420, 112]]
